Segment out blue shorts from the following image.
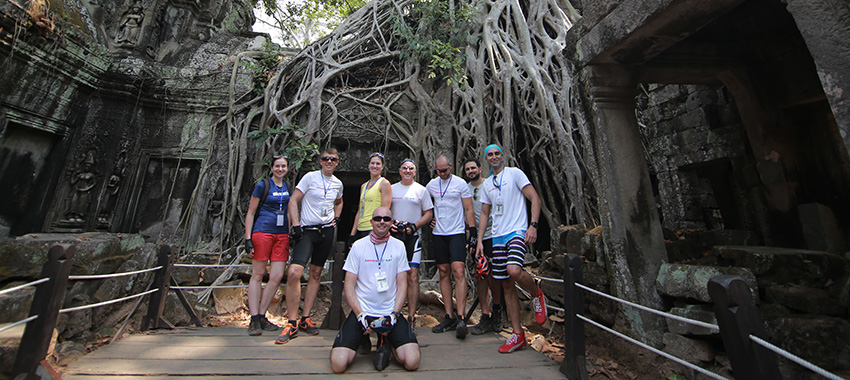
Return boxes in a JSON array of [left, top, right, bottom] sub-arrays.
[[491, 231, 526, 280]]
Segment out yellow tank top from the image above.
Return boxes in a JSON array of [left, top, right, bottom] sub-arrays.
[[357, 177, 386, 231]]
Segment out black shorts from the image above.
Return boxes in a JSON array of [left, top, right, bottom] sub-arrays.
[[482, 238, 493, 258], [332, 311, 418, 350], [290, 227, 336, 267], [432, 233, 466, 264]]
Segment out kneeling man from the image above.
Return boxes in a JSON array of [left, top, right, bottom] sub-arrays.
[[330, 207, 420, 373]]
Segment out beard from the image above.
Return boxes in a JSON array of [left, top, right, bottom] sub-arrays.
[[466, 173, 480, 181]]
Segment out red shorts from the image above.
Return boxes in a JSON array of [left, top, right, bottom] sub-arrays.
[[251, 232, 290, 262]]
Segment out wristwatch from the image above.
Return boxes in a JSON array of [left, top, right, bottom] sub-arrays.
[[529, 221, 539, 228]]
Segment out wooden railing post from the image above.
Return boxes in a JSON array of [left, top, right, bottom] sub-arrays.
[[560, 254, 589, 380], [321, 242, 346, 330], [708, 275, 781, 380], [142, 245, 175, 331], [13, 244, 76, 378]]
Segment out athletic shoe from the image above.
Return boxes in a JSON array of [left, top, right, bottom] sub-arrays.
[[259, 316, 279, 331], [275, 323, 298, 344], [498, 330, 527, 353], [469, 314, 493, 335], [431, 314, 457, 333], [373, 335, 391, 371], [299, 317, 320, 335], [532, 289, 547, 325], [247, 318, 262, 336], [456, 316, 468, 339]]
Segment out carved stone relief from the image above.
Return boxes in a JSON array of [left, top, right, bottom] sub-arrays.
[[114, 2, 145, 47], [60, 149, 97, 227]]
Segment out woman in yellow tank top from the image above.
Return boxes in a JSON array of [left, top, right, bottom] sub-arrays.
[[348, 152, 392, 244]]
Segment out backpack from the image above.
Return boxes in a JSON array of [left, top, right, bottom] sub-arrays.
[[255, 178, 291, 221]]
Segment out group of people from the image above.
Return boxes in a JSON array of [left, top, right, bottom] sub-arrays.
[[243, 144, 547, 373]]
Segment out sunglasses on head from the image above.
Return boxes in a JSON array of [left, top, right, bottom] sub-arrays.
[[321, 156, 339, 162], [273, 155, 289, 159], [370, 152, 384, 158], [372, 216, 392, 222], [436, 167, 450, 173]]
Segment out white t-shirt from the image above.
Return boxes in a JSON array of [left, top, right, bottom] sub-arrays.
[[390, 182, 433, 235], [469, 181, 493, 239], [426, 174, 472, 236], [294, 170, 343, 226], [479, 167, 531, 238], [343, 236, 410, 316]]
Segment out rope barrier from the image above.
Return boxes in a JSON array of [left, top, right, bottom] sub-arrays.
[[575, 283, 719, 332], [59, 289, 158, 314], [531, 274, 564, 283], [171, 280, 334, 290], [0, 278, 50, 297], [577, 314, 730, 380], [0, 315, 38, 334], [749, 335, 847, 380], [173, 264, 252, 268], [548, 304, 565, 313], [68, 266, 163, 280]]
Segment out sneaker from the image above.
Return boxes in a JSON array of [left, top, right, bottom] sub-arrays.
[[299, 317, 320, 335], [275, 323, 298, 344], [469, 314, 493, 335], [532, 289, 547, 325], [373, 335, 391, 371], [456, 316, 468, 339], [247, 318, 262, 336], [431, 314, 457, 333], [259, 316, 279, 331], [498, 330, 527, 353]]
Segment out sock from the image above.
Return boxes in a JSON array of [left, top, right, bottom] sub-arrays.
[[251, 314, 261, 321]]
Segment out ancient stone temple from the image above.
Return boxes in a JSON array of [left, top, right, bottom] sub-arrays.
[[0, 0, 261, 241]]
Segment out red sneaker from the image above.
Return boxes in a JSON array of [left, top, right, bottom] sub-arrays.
[[532, 289, 547, 325], [498, 330, 527, 353]]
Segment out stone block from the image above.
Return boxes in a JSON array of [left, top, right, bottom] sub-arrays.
[[213, 283, 245, 314], [766, 315, 850, 372], [798, 202, 846, 254], [580, 227, 604, 262], [656, 263, 758, 303], [0, 286, 34, 324], [662, 332, 715, 363], [764, 284, 845, 316], [666, 305, 719, 336], [714, 245, 846, 283], [164, 290, 210, 326]]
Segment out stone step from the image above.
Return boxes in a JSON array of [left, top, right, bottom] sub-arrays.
[[655, 262, 758, 303]]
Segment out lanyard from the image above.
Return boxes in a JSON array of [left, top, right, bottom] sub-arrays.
[[373, 241, 388, 270], [321, 172, 331, 199], [493, 171, 502, 192], [439, 175, 452, 199], [274, 180, 286, 210], [360, 177, 382, 204]]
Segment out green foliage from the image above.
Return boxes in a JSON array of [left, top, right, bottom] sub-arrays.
[[248, 123, 319, 174], [392, 0, 475, 87], [253, 0, 366, 48], [241, 42, 282, 97], [667, 375, 687, 380]]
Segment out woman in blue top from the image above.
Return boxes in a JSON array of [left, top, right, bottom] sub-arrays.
[[244, 155, 291, 336]]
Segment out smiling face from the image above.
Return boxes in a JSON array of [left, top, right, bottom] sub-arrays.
[[370, 207, 393, 236], [435, 156, 452, 180], [399, 161, 417, 183], [368, 156, 384, 177], [485, 148, 503, 171], [271, 156, 289, 179], [319, 152, 339, 175], [463, 161, 481, 181]]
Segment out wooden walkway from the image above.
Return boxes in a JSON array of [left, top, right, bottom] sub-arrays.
[[62, 327, 564, 379]]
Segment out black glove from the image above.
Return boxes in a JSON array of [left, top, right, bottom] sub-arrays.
[[290, 225, 303, 241], [466, 226, 478, 250], [245, 239, 253, 253], [406, 223, 417, 235]]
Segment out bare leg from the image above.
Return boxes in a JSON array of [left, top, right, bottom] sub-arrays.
[[476, 277, 490, 315], [407, 267, 419, 319], [437, 263, 454, 316], [285, 264, 305, 321], [330, 347, 356, 373], [259, 261, 285, 314], [393, 343, 421, 371], [511, 267, 540, 296], [248, 260, 266, 315], [451, 261, 467, 316], [301, 264, 324, 318], [502, 275, 522, 333]]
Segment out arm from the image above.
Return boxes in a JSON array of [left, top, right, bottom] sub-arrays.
[[476, 203, 491, 258], [415, 209, 433, 232], [288, 189, 303, 227], [344, 271, 362, 316], [394, 270, 408, 313], [380, 179, 392, 208], [245, 196, 260, 244], [334, 196, 344, 218], [462, 197, 475, 229], [521, 184, 541, 244]]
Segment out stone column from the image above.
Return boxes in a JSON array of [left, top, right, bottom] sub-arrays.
[[784, 0, 850, 159], [585, 64, 667, 346]]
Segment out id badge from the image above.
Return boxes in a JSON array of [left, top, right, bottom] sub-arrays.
[[436, 204, 450, 218], [375, 271, 389, 292], [494, 195, 505, 216], [321, 206, 332, 217], [276, 211, 285, 226]]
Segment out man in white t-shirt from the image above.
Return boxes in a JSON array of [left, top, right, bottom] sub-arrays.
[[425, 154, 476, 339], [390, 159, 434, 325], [475, 144, 546, 353], [278, 148, 344, 344], [330, 207, 420, 373]]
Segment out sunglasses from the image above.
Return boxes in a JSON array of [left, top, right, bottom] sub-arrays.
[[436, 167, 450, 173], [372, 216, 392, 222], [370, 152, 385, 158], [321, 156, 339, 162], [273, 155, 289, 159], [400, 166, 415, 170]]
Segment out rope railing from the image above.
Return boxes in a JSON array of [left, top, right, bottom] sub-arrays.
[[68, 266, 163, 280], [59, 289, 159, 314], [749, 335, 846, 380], [172, 263, 252, 268], [0, 315, 38, 334], [0, 278, 50, 297]]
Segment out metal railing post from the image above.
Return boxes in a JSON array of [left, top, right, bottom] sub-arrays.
[[142, 245, 175, 331], [708, 275, 781, 380], [13, 244, 76, 379], [560, 253, 589, 380], [321, 242, 346, 330]]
